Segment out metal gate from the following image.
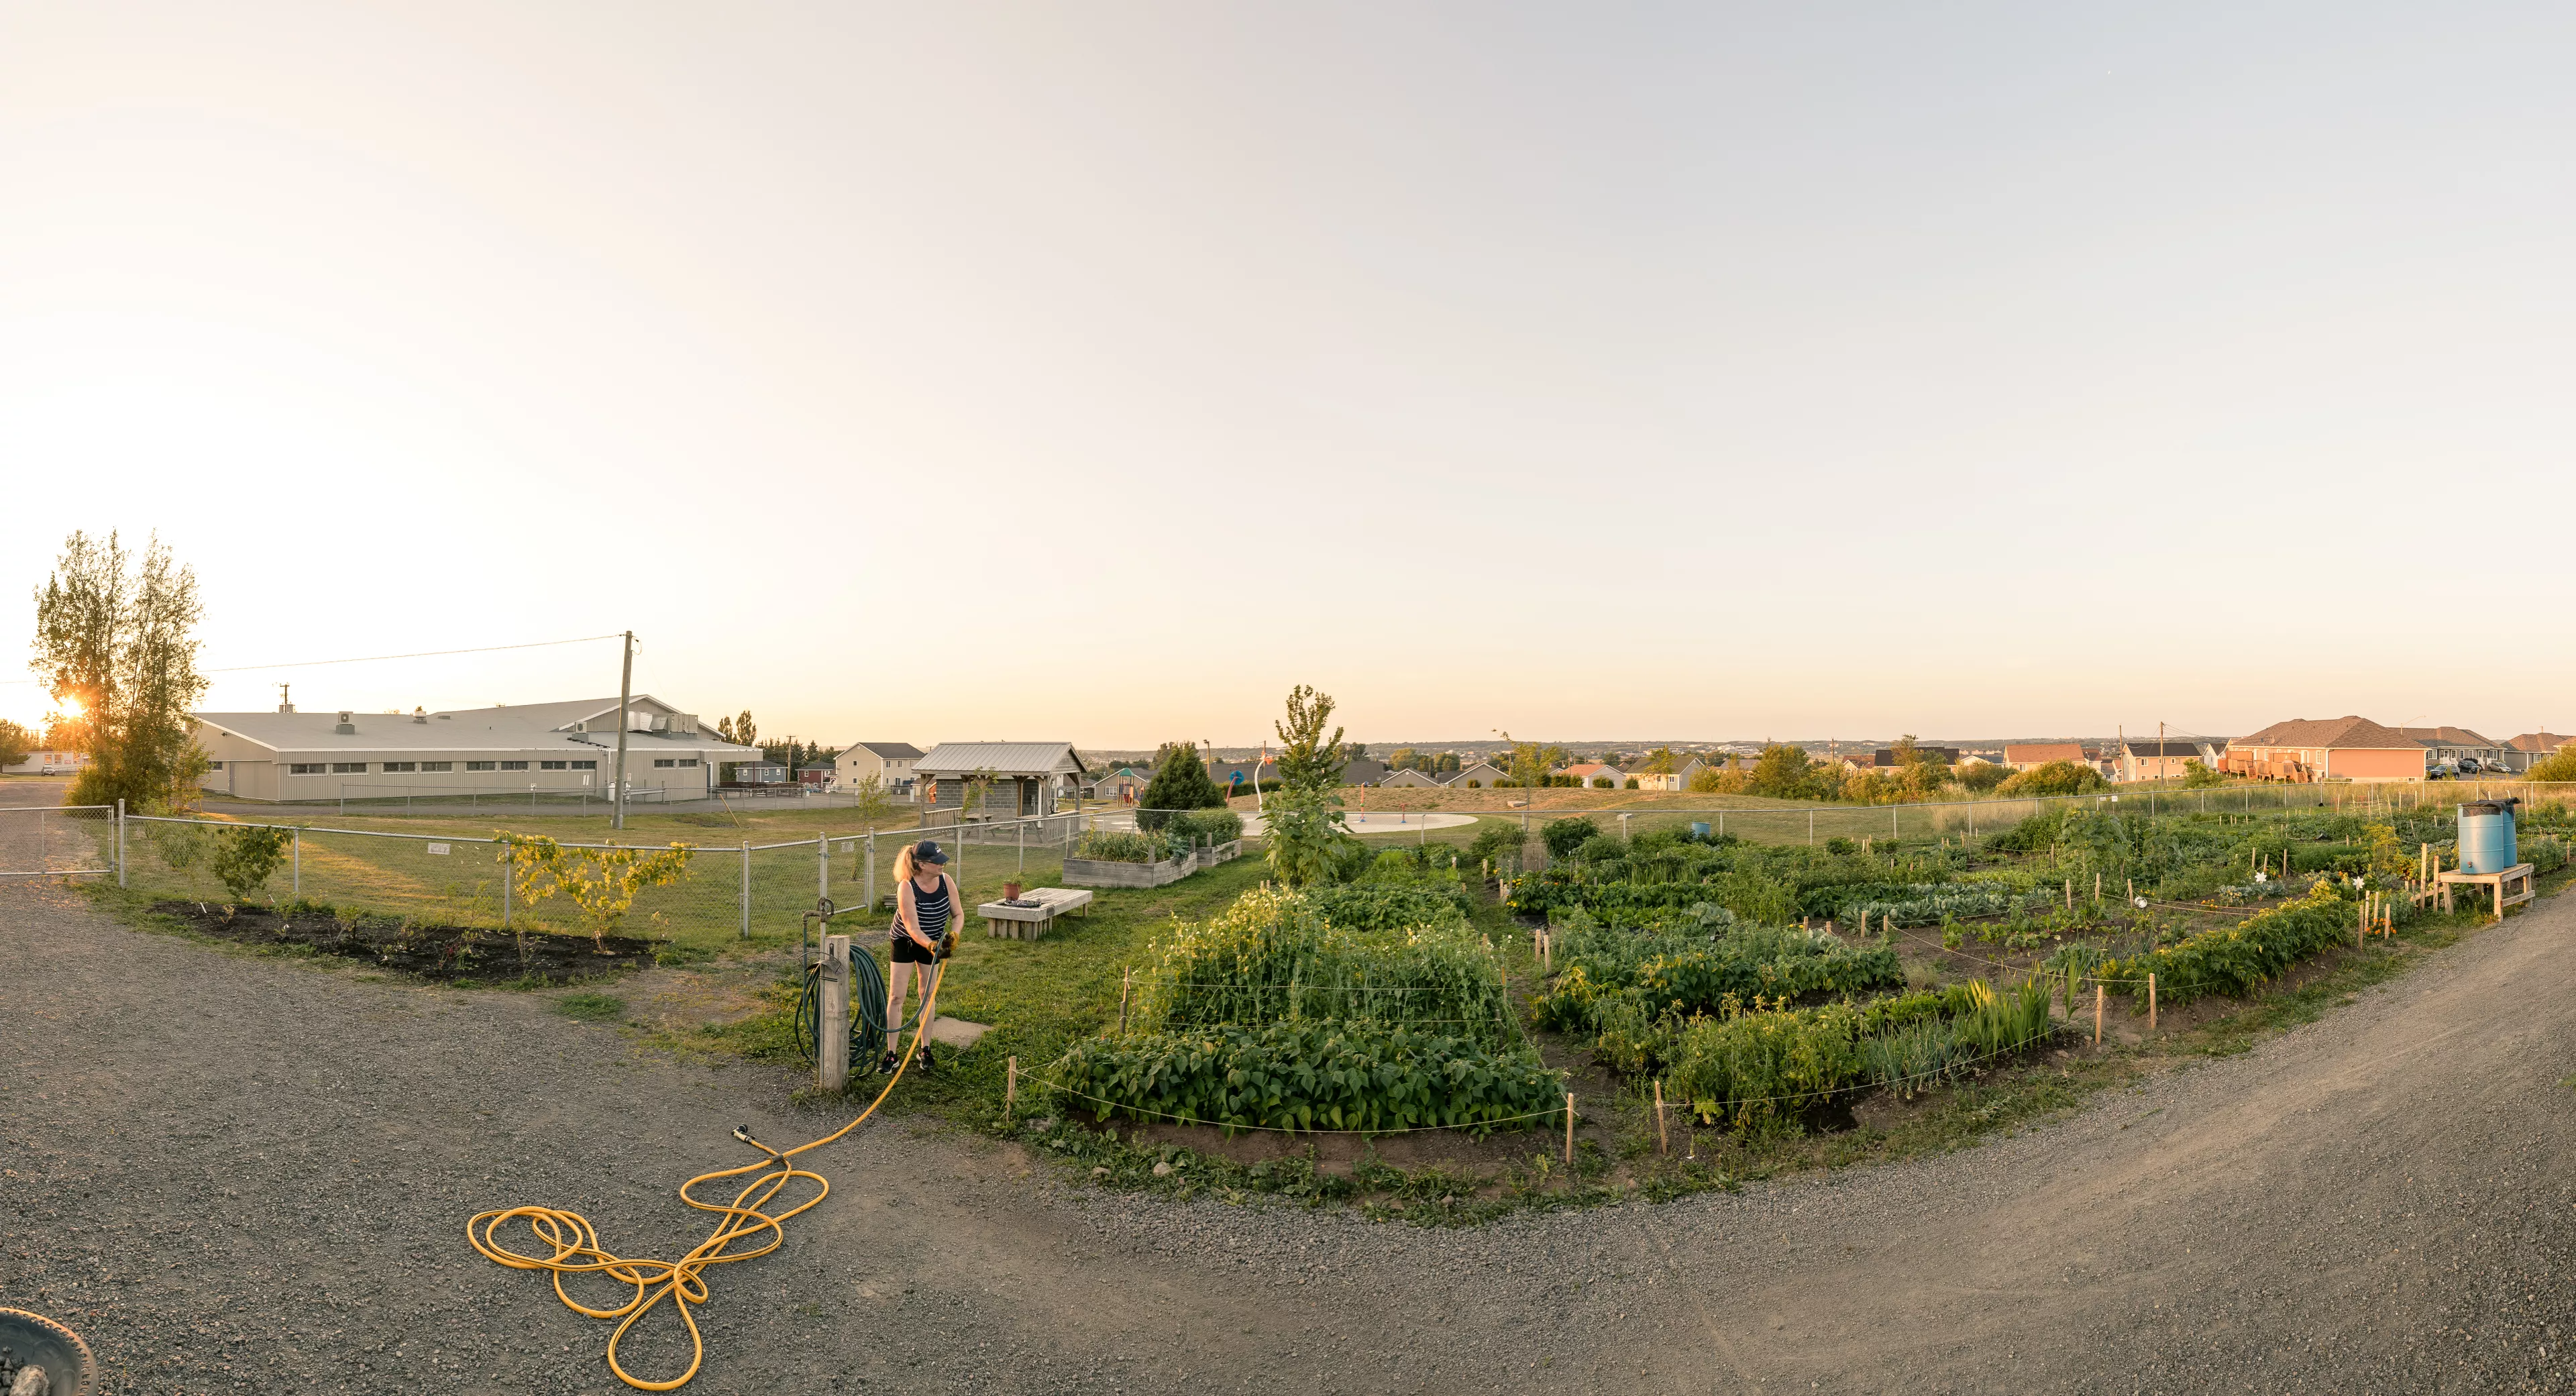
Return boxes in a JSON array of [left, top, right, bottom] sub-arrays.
[[0, 803, 115, 879]]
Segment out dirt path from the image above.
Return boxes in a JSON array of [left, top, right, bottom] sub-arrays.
[[7, 806, 2575, 1391]]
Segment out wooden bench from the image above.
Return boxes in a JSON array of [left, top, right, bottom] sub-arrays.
[[978, 887, 1093, 940], [2436, 863, 2534, 919]]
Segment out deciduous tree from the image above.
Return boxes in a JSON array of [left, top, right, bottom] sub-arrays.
[[30, 531, 208, 812]]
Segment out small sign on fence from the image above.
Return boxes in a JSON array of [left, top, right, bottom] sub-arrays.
[[427, 843, 451, 856]]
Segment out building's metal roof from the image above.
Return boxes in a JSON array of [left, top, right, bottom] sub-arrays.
[[191, 695, 759, 757], [914, 742, 1087, 777]]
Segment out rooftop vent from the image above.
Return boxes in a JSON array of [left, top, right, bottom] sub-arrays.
[[335, 711, 356, 736], [413, 706, 429, 724]]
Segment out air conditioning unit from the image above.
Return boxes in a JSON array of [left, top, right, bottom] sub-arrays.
[[649, 715, 672, 733]]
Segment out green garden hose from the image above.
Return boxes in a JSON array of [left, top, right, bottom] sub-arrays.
[[793, 899, 926, 1066]]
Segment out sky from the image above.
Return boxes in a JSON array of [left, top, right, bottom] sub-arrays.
[[5, 3, 2573, 749]]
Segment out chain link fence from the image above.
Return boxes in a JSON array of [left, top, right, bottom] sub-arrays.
[[0, 802, 115, 877], [109, 807, 1116, 953]]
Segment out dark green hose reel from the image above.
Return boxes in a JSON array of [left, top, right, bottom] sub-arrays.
[[793, 898, 926, 1065]]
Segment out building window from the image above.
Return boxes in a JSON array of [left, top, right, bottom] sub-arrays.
[[466, 761, 495, 771], [571, 759, 597, 770], [421, 761, 452, 772], [653, 758, 675, 768], [383, 761, 417, 773], [290, 763, 325, 775], [501, 760, 528, 771], [331, 762, 365, 774], [541, 760, 567, 770], [207, 761, 224, 770], [680, 759, 700, 768]]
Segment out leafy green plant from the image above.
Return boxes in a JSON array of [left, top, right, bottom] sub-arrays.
[[2096, 883, 2351, 1008], [1074, 830, 1163, 863], [1138, 741, 1226, 828], [1134, 883, 1510, 1045], [1998, 761, 2108, 797], [494, 833, 691, 949], [1050, 1020, 1561, 1134], [211, 824, 290, 903], [1540, 817, 1598, 858]]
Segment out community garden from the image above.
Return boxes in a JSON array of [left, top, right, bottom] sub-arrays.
[[74, 716, 2576, 1222]]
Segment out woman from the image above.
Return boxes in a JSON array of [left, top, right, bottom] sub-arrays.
[[883, 838, 955, 1073]]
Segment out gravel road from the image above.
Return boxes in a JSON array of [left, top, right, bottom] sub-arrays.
[[7, 806, 2575, 1393]]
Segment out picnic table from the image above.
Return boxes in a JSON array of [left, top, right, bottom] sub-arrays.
[[977, 887, 1093, 940]]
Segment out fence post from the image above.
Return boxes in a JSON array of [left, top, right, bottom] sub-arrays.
[[818, 933, 851, 1091], [292, 826, 301, 897], [502, 856, 511, 929], [115, 799, 127, 887], [1005, 1056, 1018, 1122], [819, 830, 830, 902], [1018, 816, 1026, 873], [1809, 811, 1814, 845], [1564, 1091, 1576, 1166], [2147, 973, 2157, 1031], [866, 831, 877, 911], [740, 839, 751, 939]]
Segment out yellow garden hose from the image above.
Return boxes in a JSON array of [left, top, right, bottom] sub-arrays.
[[468, 963, 944, 1391]]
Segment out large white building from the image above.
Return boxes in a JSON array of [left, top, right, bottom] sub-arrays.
[[190, 695, 758, 802]]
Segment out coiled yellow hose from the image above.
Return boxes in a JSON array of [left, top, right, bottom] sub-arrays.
[[468, 963, 943, 1391]]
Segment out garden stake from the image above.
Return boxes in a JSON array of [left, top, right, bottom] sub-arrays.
[[2094, 873, 2100, 902], [1654, 1079, 1668, 1156], [2064, 878, 2072, 910], [1564, 1092, 1576, 1166], [2147, 973, 2157, 1032], [2094, 984, 2104, 1046], [1118, 967, 1132, 1034], [1005, 1057, 1016, 1121]]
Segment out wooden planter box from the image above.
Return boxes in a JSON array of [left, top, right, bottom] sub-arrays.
[[1061, 839, 1244, 889]]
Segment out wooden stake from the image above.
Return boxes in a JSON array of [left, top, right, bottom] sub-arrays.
[[2064, 877, 2072, 909], [2094, 983, 2104, 1046], [2094, 872, 2101, 902], [1654, 1079, 1669, 1156], [1005, 1056, 1018, 1120], [2147, 973, 2157, 1032], [1118, 967, 1132, 1034], [1564, 1092, 1576, 1166]]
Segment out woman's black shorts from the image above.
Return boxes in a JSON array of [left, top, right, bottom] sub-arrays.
[[891, 934, 941, 965]]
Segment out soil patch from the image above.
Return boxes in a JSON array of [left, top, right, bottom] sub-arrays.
[[148, 900, 652, 983]]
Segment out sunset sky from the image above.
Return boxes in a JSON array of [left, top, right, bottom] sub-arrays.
[[5, 4, 2573, 747]]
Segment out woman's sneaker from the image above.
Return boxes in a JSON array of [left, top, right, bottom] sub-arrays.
[[877, 1051, 899, 1075], [918, 1046, 938, 1073]]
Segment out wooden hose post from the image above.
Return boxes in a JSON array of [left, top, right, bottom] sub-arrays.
[[1654, 1079, 1669, 1156], [2148, 973, 2157, 1032], [1005, 1056, 1017, 1120], [1564, 1092, 1576, 1167], [2094, 983, 2104, 1046]]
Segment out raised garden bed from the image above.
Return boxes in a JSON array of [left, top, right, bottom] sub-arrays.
[[1063, 839, 1243, 890], [149, 900, 653, 983]]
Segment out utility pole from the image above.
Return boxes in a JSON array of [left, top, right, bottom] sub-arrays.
[[612, 629, 634, 830]]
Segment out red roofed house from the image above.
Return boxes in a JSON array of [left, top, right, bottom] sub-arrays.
[[2224, 716, 2434, 783], [2004, 742, 2087, 772]]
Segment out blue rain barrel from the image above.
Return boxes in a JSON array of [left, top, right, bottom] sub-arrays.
[[1689, 821, 1711, 840], [2458, 799, 2519, 874]]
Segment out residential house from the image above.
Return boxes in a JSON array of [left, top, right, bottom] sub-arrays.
[[1378, 769, 1443, 789], [2115, 740, 2218, 783], [2392, 726, 2510, 775], [2225, 716, 2440, 783], [2504, 733, 2575, 773], [189, 695, 757, 802], [1560, 763, 1625, 787], [733, 761, 793, 786], [1870, 747, 1960, 769], [2004, 743, 2088, 772], [834, 741, 925, 798], [914, 742, 1087, 817], [1441, 760, 1511, 789]]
